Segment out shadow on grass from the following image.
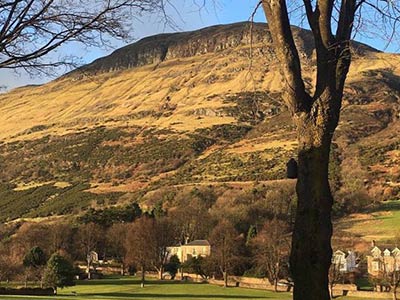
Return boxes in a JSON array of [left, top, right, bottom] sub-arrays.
[[78, 279, 200, 286], [335, 200, 400, 233], [371, 200, 400, 212], [90, 292, 269, 299]]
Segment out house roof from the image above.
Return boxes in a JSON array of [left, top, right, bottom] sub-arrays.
[[185, 240, 210, 246], [333, 250, 346, 256]]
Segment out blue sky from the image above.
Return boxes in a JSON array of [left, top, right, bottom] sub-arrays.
[[0, 0, 396, 90]]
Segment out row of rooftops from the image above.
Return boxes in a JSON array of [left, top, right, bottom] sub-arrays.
[[334, 246, 400, 258], [370, 246, 400, 257]]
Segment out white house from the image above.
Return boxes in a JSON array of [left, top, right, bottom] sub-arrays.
[[367, 246, 400, 276], [332, 250, 358, 272]]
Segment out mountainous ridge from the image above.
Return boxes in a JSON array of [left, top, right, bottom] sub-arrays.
[[0, 22, 398, 240], [69, 22, 378, 77]]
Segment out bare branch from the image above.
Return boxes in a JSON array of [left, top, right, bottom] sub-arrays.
[[261, 0, 312, 114], [0, 0, 174, 73]]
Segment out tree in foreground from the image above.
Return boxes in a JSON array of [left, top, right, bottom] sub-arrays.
[[0, 0, 170, 73], [43, 253, 75, 294], [260, 1, 400, 299]]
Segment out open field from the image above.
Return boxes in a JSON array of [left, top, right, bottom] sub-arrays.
[[338, 200, 400, 242], [0, 277, 390, 300]]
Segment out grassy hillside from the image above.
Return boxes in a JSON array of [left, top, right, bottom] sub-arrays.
[[337, 201, 400, 244], [0, 22, 398, 227]]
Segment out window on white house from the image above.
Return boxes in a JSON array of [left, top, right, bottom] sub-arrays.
[[372, 261, 380, 271]]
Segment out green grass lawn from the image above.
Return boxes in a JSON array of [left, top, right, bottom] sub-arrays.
[[374, 201, 400, 230], [0, 276, 388, 300], [0, 276, 291, 300], [338, 200, 400, 241]]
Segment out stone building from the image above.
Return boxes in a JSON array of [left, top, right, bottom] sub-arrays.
[[167, 240, 211, 263]]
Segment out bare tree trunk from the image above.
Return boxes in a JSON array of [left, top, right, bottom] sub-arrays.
[[87, 257, 91, 280], [158, 267, 163, 280], [290, 104, 336, 300], [260, 0, 354, 297], [223, 271, 228, 288], [141, 265, 145, 288]]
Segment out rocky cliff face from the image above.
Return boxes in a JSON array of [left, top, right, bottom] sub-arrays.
[[75, 22, 377, 76], [77, 22, 274, 74]]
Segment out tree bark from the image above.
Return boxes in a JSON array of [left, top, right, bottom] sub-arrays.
[[158, 267, 163, 280], [260, 2, 354, 299], [223, 271, 228, 288], [141, 265, 145, 288], [290, 101, 336, 300], [87, 258, 91, 280]]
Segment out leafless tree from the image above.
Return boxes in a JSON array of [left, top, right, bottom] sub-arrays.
[[76, 222, 103, 279], [0, 0, 171, 73], [391, 270, 400, 300], [259, 1, 400, 299], [209, 219, 244, 288], [379, 257, 400, 300], [0, 243, 20, 285], [48, 223, 74, 255], [329, 260, 344, 299], [251, 219, 290, 292], [169, 198, 212, 244], [152, 217, 177, 280], [106, 223, 130, 275], [125, 217, 154, 287], [125, 217, 177, 283], [12, 223, 51, 258]]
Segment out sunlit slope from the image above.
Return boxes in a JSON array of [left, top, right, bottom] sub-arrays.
[[0, 48, 277, 140], [0, 22, 398, 222]]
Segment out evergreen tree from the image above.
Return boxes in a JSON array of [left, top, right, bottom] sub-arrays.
[[43, 253, 75, 294]]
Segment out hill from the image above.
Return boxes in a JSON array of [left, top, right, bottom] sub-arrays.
[[0, 22, 398, 242]]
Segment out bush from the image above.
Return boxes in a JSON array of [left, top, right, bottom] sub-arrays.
[[164, 255, 181, 279]]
